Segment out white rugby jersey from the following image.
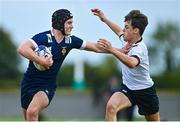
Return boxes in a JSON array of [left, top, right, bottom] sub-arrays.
[[120, 39, 154, 90]]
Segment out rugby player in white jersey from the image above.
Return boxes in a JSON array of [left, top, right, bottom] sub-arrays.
[[92, 8, 160, 121]]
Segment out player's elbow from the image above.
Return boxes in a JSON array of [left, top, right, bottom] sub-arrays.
[[126, 62, 137, 69], [126, 57, 139, 68], [17, 46, 21, 54], [127, 64, 135, 69], [17, 45, 25, 55]]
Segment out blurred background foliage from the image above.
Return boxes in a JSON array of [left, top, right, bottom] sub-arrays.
[[0, 21, 180, 91], [0, 27, 21, 87]]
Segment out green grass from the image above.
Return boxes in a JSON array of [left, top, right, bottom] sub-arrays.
[[0, 116, 23, 121], [1, 86, 180, 95], [0, 87, 91, 95], [0, 117, 145, 121]]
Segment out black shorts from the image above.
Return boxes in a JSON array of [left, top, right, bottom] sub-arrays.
[[21, 85, 55, 109], [120, 84, 159, 115]]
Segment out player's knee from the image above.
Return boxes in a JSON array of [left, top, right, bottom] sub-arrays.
[[26, 107, 39, 117], [106, 101, 117, 115]]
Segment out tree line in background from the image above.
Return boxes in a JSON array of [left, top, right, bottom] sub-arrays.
[[149, 21, 180, 72], [0, 27, 21, 87], [0, 21, 180, 90]]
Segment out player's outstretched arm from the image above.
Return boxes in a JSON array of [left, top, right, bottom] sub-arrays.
[[84, 41, 131, 54], [97, 39, 138, 68], [17, 40, 53, 69], [84, 41, 108, 53], [91, 8, 123, 37]]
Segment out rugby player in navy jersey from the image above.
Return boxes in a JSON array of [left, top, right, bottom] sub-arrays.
[[17, 9, 110, 121], [92, 8, 160, 121], [17, 8, 132, 121]]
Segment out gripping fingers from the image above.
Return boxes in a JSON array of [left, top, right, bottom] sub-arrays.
[[47, 56, 53, 66], [99, 39, 111, 47], [97, 40, 106, 49], [43, 56, 53, 70]]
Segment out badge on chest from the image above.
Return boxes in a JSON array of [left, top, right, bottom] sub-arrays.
[[61, 47, 67, 56]]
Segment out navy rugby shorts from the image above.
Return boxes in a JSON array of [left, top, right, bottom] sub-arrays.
[[21, 85, 55, 109]]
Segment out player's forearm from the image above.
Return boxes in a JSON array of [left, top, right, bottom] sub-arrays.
[[84, 41, 108, 53], [116, 48, 127, 54], [92, 43, 110, 53], [103, 18, 123, 37], [85, 44, 108, 53], [17, 45, 41, 64], [110, 48, 137, 68]]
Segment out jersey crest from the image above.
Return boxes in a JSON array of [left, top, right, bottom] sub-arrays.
[[61, 47, 67, 56]]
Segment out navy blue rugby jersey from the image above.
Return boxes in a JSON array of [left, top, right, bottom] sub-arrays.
[[21, 30, 86, 89]]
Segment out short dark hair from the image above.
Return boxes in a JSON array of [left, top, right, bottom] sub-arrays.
[[124, 10, 148, 36]]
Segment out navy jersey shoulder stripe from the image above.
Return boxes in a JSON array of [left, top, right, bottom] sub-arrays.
[[31, 31, 50, 46]]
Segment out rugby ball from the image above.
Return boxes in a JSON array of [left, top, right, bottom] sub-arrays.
[[33, 45, 51, 71]]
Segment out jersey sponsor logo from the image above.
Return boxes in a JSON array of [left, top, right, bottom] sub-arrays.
[[61, 47, 67, 56], [65, 36, 72, 44]]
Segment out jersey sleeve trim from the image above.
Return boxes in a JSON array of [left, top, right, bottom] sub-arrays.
[[80, 41, 87, 50], [29, 39, 38, 48], [131, 55, 140, 67]]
